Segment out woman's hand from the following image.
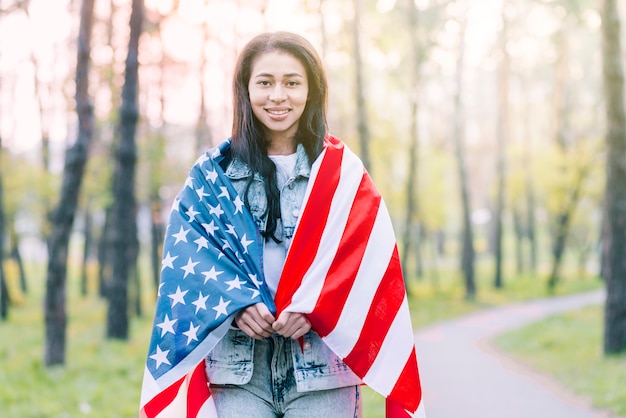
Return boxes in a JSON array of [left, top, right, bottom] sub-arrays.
[[234, 303, 275, 339], [273, 311, 311, 339]]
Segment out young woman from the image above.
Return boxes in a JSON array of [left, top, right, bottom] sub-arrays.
[[141, 31, 423, 418], [205, 32, 363, 418]]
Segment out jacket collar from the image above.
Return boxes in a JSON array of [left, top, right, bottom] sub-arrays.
[[225, 143, 311, 181]]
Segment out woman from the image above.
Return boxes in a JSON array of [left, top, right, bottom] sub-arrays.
[[140, 32, 423, 418], [206, 32, 363, 417]]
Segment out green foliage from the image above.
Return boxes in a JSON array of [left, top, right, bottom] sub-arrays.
[[495, 307, 626, 417]]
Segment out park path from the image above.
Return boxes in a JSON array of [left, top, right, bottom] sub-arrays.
[[413, 289, 616, 418]]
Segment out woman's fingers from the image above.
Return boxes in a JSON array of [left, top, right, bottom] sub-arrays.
[[235, 303, 275, 339], [273, 312, 311, 339]]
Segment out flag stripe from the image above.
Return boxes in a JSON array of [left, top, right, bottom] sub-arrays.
[[363, 296, 415, 396], [309, 170, 381, 337], [141, 374, 185, 418], [388, 346, 422, 413], [186, 362, 210, 417], [274, 143, 343, 314], [341, 246, 405, 376], [322, 198, 398, 356]]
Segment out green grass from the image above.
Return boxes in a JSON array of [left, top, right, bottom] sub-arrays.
[[0, 255, 608, 417], [494, 306, 626, 417]]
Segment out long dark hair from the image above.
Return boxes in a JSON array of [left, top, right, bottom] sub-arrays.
[[231, 32, 329, 242]]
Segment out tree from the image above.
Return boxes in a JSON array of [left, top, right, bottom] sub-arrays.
[[106, 0, 144, 339], [352, 0, 371, 171], [452, 13, 476, 300], [44, 0, 96, 366], [400, 0, 421, 286], [601, 0, 626, 354], [0, 138, 7, 321], [493, 1, 511, 289]]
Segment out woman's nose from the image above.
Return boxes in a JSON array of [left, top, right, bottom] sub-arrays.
[[269, 85, 286, 102]]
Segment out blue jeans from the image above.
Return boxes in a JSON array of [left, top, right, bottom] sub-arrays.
[[209, 334, 362, 417]]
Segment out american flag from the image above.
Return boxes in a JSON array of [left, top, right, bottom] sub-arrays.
[[140, 137, 425, 417]]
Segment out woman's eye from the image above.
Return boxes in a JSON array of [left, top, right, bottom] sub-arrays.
[[258, 80, 271, 86], [286, 81, 299, 87]]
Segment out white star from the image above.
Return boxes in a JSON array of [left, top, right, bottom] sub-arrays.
[[233, 196, 244, 214], [195, 186, 210, 201], [218, 186, 229, 198], [192, 291, 209, 313], [184, 176, 194, 189], [205, 169, 218, 183], [247, 287, 260, 300], [158, 282, 165, 297], [210, 147, 222, 159], [209, 203, 224, 217], [183, 322, 200, 345], [202, 220, 219, 236], [240, 234, 253, 253], [212, 297, 231, 319], [149, 345, 171, 369], [225, 223, 237, 236], [156, 314, 177, 337], [185, 206, 201, 222], [221, 239, 232, 252], [224, 275, 246, 291], [194, 236, 209, 252], [196, 153, 210, 165], [161, 252, 178, 271], [170, 197, 181, 213], [202, 266, 223, 284], [171, 226, 190, 245], [168, 286, 188, 307], [249, 274, 263, 287], [181, 257, 200, 278]]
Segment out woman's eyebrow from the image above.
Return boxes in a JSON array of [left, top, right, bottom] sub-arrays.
[[253, 72, 304, 78]]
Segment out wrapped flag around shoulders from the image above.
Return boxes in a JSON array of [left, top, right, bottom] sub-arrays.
[[275, 136, 425, 417], [140, 136, 425, 417]]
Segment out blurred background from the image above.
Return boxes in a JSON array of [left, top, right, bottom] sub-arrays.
[[0, 0, 625, 417]]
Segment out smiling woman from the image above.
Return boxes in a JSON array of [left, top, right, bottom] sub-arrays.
[[248, 51, 309, 154], [140, 31, 424, 418]]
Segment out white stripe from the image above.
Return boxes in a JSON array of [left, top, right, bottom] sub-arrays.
[[363, 296, 414, 396], [150, 370, 218, 418], [284, 147, 364, 314], [323, 199, 396, 356]]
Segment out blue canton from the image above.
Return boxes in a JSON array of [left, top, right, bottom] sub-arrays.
[[146, 140, 275, 380]]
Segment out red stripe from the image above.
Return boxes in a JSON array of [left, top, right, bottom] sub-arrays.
[[341, 246, 405, 375], [388, 346, 422, 414], [308, 172, 381, 337], [141, 374, 186, 418], [274, 140, 344, 314], [386, 398, 412, 418], [187, 362, 211, 417]]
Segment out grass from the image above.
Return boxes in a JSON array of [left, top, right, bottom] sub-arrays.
[[494, 306, 626, 417], [0, 254, 611, 417]]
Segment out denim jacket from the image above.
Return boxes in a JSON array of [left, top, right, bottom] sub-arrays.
[[205, 144, 362, 392]]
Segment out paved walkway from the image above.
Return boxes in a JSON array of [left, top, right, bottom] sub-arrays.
[[414, 289, 616, 418]]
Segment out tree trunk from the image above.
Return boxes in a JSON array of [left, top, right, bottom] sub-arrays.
[[401, 0, 420, 288], [452, 17, 475, 300], [547, 165, 589, 291], [522, 78, 538, 274], [352, 0, 371, 171], [80, 199, 93, 296], [44, 0, 96, 366], [493, 3, 510, 289], [513, 208, 524, 275], [601, 0, 626, 354], [9, 222, 27, 294], [106, 0, 143, 340], [0, 140, 7, 321]]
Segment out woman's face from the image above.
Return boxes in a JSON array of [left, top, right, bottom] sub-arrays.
[[248, 50, 309, 146]]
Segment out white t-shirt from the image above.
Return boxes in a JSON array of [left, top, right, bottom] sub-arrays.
[[264, 153, 298, 297]]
